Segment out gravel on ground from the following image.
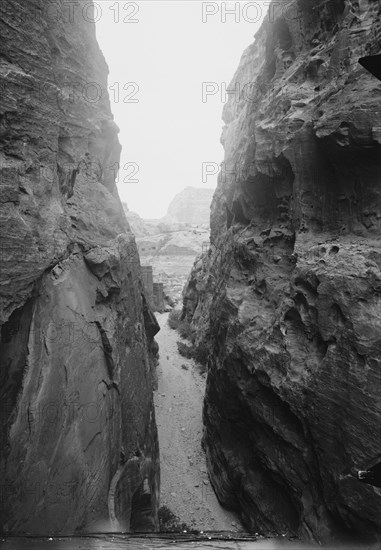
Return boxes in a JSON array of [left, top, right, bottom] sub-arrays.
[[154, 312, 243, 533]]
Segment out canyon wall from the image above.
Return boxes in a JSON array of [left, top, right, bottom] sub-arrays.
[[183, 0, 381, 542], [0, 0, 159, 535]]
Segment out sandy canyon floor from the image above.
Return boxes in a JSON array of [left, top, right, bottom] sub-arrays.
[[154, 312, 242, 532]]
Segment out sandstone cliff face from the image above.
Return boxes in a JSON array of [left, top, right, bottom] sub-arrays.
[[183, 0, 381, 542], [166, 187, 214, 226], [0, 0, 159, 535]]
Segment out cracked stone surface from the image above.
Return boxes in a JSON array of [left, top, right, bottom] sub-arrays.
[[182, 0, 381, 544], [0, 0, 159, 535]]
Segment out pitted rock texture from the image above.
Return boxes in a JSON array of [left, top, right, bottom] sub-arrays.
[[183, 0, 381, 543], [0, 0, 159, 535]]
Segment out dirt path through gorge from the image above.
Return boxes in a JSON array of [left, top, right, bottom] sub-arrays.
[[154, 312, 242, 533]]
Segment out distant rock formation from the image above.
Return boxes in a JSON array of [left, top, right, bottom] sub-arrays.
[[122, 204, 153, 238], [123, 194, 211, 302], [183, 0, 381, 543], [123, 186, 214, 237], [165, 187, 214, 226], [0, 0, 159, 535]]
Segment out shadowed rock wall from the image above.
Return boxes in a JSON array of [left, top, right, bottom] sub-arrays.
[[183, 0, 381, 542], [0, 0, 159, 535], [141, 266, 154, 304]]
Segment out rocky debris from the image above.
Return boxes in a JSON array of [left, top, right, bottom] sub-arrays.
[[0, 0, 159, 535], [183, 0, 381, 544]]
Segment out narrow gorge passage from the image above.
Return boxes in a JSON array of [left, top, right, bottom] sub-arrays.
[[154, 312, 242, 533]]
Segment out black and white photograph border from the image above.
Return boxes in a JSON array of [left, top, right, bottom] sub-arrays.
[[0, 1, 381, 549]]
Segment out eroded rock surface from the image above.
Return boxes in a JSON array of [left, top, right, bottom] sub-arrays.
[[0, 0, 159, 535], [183, 0, 381, 542]]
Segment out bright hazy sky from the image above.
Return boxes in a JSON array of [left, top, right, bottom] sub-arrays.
[[96, 1, 266, 218]]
